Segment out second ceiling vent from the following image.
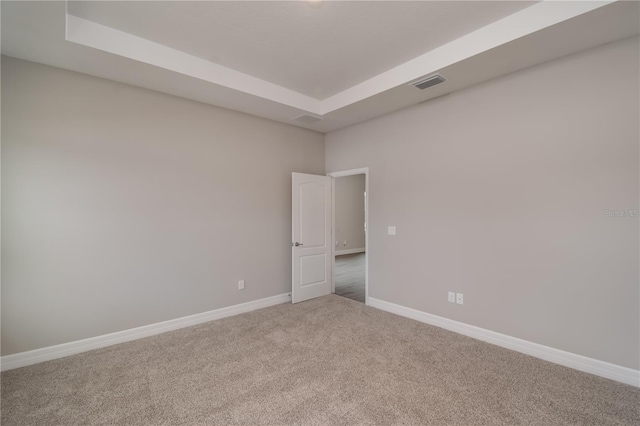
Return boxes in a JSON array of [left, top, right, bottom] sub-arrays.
[[410, 74, 446, 90]]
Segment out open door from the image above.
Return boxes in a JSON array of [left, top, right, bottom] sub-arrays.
[[292, 172, 332, 303]]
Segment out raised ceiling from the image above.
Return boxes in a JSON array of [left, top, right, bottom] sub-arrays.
[[67, 1, 535, 99], [2, 1, 639, 133]]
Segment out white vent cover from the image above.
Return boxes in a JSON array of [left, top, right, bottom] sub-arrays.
[[410, 74, 446, 90], [294, 114, 323, 124]]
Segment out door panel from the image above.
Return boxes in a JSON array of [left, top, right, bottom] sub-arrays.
[[292, 173, 331, 303], [300, 182, 327, 247], [300, 254, 327, 287]]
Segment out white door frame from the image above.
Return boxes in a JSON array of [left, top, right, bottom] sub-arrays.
[[327, 167, 369, 304]]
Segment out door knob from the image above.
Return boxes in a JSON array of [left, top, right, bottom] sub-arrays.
[[293, 242, 303, 247]]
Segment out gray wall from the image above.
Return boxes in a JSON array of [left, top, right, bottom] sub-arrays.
[[335, 174, 366, 253], [326, 36, 640, 369], [1, 57, 325, 356]]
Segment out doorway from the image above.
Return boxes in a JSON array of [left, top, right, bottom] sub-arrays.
[[329, 168, 369, 304]]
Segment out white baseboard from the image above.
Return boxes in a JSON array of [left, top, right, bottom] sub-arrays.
[[335, 247, 365, 256], [368, 297, 639, 388], [1, 293, 291, 372]]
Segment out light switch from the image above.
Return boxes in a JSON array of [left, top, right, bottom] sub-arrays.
[[388, 226, 396, 236]]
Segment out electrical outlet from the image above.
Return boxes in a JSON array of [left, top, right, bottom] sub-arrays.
[[456, 293, 463, 305], [343, 240, 347, 246], [238, 280, 245, 290], [388, 226, 396, 235], [448, 292, 455, 303]]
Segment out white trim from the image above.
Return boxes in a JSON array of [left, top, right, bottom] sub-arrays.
[[320, 1, 613, 114], [335, 248, 365, 256], [65, 15, 320, 114], [64, 1, 613, 118], [331, 177, 336, 294], [328, 168, 370, 304], [328, 167, 369, 178], [368, 297, 640, 388], [1, 293, 291, 372]]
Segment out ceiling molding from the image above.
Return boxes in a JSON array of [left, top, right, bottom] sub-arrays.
[[65, 14, 322, 114], [319, 0, 614, 114], [1, 0, 636, 133], [64, 0, 616, 118]]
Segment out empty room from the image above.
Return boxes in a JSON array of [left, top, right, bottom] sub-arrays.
[[1, 1, 639, 425]]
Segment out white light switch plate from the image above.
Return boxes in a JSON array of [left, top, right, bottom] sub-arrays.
[[456, 293, 463, 305], [388, 226, 396, 236], [448, 292, 455, 303]]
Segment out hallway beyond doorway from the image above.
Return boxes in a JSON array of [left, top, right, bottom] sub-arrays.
[[335, 253, 365, 303]]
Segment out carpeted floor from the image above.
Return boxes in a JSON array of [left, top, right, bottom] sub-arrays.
[[2, 295, 639, 425]]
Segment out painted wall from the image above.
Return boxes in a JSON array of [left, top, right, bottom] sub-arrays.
[[326, 36, 640, 369], [335, 174, 366, 254], [1, 57, 325, 356]]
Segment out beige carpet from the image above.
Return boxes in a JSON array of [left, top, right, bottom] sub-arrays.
[[2, 295, 639, 425]]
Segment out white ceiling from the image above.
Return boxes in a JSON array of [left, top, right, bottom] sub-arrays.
[[2, 1, 639, 133], [67, 1, 535, 99]]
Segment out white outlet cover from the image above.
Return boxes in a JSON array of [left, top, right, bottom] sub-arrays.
[[238, 280, 245, 290], [388, 226, 396, 236], [456, 293, 463, 304]]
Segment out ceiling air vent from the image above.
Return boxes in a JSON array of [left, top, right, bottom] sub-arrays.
[[294, 114, 323, 124], [410, 74, 446, 90]]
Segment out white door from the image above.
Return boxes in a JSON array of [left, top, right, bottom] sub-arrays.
[[292, 172, 332, 303]]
